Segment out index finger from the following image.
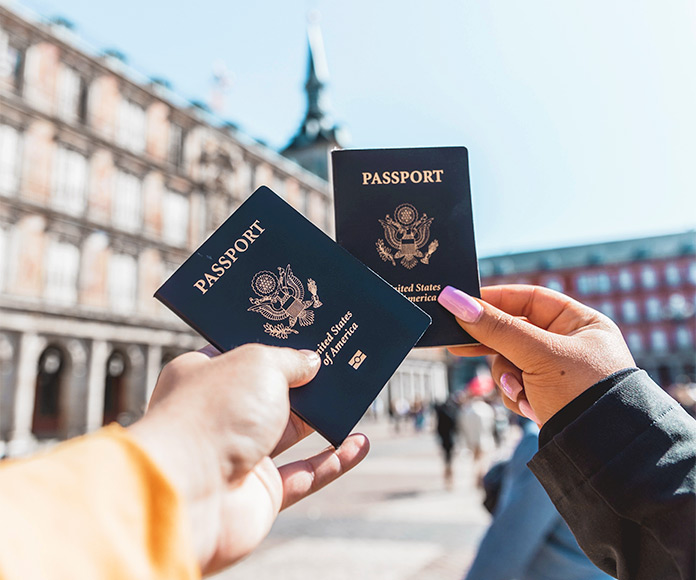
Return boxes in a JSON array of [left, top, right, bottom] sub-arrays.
[[481, 285, 597, 335]]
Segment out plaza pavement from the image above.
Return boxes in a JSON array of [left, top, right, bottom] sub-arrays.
[[216, 417, 517, 580]]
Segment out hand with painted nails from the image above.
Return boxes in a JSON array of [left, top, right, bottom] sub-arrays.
[[129, 343, 370, 575], [438, 285, 635, 425]]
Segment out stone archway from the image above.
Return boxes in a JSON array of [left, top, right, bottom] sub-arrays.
[[103, 349, 129, 425], [32, 344, 68, 439]]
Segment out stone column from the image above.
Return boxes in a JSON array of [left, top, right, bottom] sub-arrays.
[[61, 339, 89, 439], [85, 339, 108, 433], [145, 344, 162, 406], [126, 345, 147, 419], [8, 332, 45, 456], [0, 332, 18, 442]]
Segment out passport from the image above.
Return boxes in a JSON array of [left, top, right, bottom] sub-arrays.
[[155, 186, 431, 447], [331, 146, 481, 347]]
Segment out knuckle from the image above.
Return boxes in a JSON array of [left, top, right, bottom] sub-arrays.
[[234, 343, 271, 363]]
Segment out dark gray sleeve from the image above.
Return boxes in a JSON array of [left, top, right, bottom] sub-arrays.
[[528, 370, 696, 580]]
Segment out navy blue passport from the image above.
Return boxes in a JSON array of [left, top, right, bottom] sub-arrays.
[[332, 146, 481, 347], [155, 186, 430, 447]]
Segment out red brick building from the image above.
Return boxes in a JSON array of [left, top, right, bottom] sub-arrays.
[[461, 231, 696, 389]]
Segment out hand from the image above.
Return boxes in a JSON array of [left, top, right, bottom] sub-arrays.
[[438, 285, 635, 425], [128, 344, 370, 575]]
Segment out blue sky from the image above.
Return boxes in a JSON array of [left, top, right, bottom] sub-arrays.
[[13, 0, 696, 256]]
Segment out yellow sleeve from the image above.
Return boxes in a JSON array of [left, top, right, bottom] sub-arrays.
[[0, 425, 200, 580]]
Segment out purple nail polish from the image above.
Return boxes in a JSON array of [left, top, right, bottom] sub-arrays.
[[500, 373, 522, 402], [437, 286, 483, 323]]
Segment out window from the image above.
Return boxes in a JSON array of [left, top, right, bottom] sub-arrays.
[[622, 299, 640, 323], [618, 269, 634, 291], [162, 190, 189, 246], [626, 332, 643, 353], [576, 272, 610, 295], [0, 124, 21, 195], [599, 301, 615, 320], [0, 226, 6, 292], [168, 122, 185, 169], [542, 276, 564, 293], [52, 146, 88, 215], [112, 170, 142, 231], [676, 327, 693, 350], [116, 99, 146, 153], [0, 30, 24, 93], [641, 266, 658, 289], [109, 254, 137, 313], [576, 274, 591, 295], [689, 261, 696, 285], [645, 297, 662, 321], [668, 293, 690, 320], [651, 330, 668, 353], [56, 65, 88, 123], [665, 263, 681, 287], [44, 240, 80, 305]]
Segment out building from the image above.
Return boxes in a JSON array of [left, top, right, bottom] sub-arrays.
[[281, 15, 347, 180], [0, 3, 448, 455], [451, 231, 696, 390], [0, 3, 338, 456]]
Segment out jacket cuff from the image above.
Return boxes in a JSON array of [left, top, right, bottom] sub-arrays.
[[538, 368, 639, 448]]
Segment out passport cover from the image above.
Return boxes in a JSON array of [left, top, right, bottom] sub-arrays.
[[155, 186, 431, 447], [332, 146, 480, 347]]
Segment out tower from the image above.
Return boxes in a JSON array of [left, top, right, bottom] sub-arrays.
[[282, 13, 346, 180]]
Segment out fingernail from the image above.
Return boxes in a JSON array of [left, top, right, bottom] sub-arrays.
[[437, 286, 483, 323], [518, 399, 540, 424], [500, 373, 522, 402], [299, 349, 321, 365]]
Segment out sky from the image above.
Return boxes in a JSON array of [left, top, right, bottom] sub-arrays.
[[12, 0, 696, 256]]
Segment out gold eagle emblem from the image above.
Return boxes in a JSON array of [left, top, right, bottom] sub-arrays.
[[248, 265, 322, 339], [377, 203, 439, 269]]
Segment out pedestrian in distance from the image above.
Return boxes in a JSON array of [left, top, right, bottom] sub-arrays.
[[434, 393, 460, 489]]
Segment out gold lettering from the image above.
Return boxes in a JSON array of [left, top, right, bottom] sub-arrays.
[[360, 169, 443, 185], [194, 220, 266, 295]]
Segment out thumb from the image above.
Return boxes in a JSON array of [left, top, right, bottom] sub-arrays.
[[223, 344, 322, 388], [438, 286, 556, 370]]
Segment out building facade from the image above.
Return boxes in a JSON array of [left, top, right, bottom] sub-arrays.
[[0, 3, 448, 455], [450, 231, 696, 390]]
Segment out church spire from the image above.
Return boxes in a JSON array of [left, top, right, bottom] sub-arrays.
[[282, 11, 346, 180], [305, 14, 330, 122]]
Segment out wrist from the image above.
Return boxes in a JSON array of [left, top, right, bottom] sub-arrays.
[[128, 410, 225, 568], [538, 367, 640, 447]]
